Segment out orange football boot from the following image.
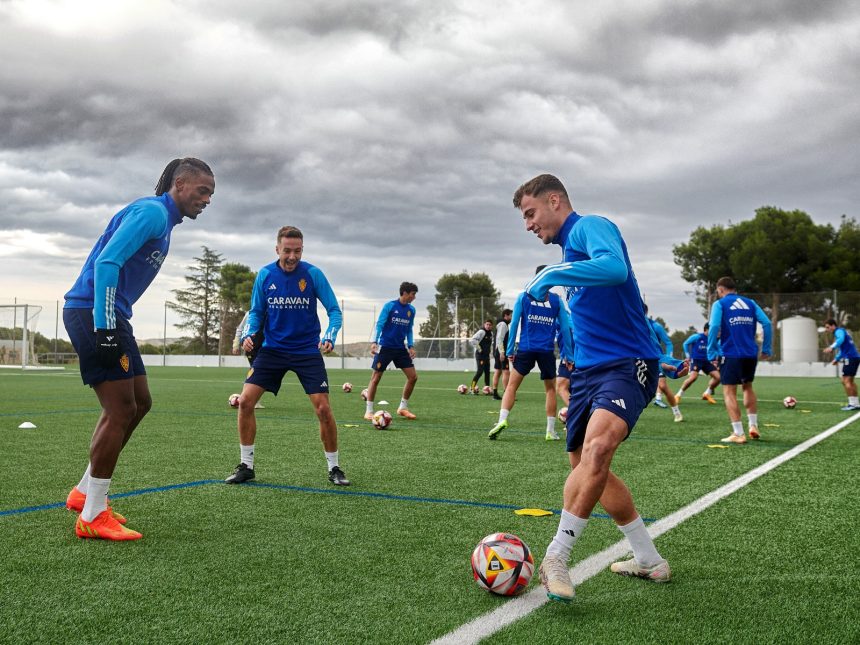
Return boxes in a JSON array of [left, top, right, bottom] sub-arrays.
[[66, 487, 127, 524], [397, 409, 417, 420], [75, 510, 142, 541]]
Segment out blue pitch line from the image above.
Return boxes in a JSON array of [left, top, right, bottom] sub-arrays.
[[0, 478, 655, 523]]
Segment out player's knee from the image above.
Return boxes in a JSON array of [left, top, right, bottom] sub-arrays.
[[135, 393, 153, 418], [107, 400, 138, 426]]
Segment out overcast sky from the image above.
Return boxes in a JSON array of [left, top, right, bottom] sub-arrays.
[[1, 0, 858, 344]]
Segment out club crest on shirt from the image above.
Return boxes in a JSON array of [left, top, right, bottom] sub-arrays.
[[299, 279, 307, 292], [407, 310, 412, 317], [120, 354, 130, 373]]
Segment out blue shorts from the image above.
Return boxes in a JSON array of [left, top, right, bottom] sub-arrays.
[[719, 356, 758, 385], [247, 348, 330, 395], [691, 358, 718, 374], [842, 358, 860, 377], [63, 308, 145, 386], [566, 358, 658, 452], [557, 360, 572, 380], [512, 351, 556, 380], [372, 346, 413, 371]]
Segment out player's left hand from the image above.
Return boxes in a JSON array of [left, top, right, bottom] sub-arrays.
[[320, 340, 334, 354], [760, 352, 772, 360], [408, 347, 416, 359]]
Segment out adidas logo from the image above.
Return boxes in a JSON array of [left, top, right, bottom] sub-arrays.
[[562, 529, 576, 538], [320, 381, 328, 387], [268, 284, 277, 291], [612, 398, 627, 410], [729, 298, 750, 310]]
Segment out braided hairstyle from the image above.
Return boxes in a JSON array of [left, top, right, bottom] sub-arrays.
[[154, 157, 214, 196]]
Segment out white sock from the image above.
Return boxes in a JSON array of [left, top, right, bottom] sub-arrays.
[[498, 408, 510, 423], [546, 416, 556, 433], [325, 451, 339, 470], [704, 387, 713, 395], [76, 463, 92, 493], [671, 406, 680, 415], [240, 444, 255, 469], [399, 398, 409, 410], [81, 477, 110, 522], [747, 413, 758, 427], [366, 401, 374, 414], [850, 396, 859, 406], [546, 510, 589, 559], [731, 421, 744, 436], [655, 392, 663, 402], [618, 516, 662, 567]]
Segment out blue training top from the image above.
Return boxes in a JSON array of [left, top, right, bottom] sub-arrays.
[[507, 291, 572, 356], [243, 260, 341, 354], [707, 293, 772, 359], [525, 212, 657, 369], [648, 318, 674, 355], [64, 193, 184, 329], [830, 327, 860, 361], [373, 299, 416, 349], [683, 332, 709, 360]]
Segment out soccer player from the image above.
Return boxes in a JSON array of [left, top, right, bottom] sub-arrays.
[[677, 323, 721, 404], [487, 267, 574, 442], [469, 319, 494, 394], [513, 174, 670, 603], [232, 311, 265, 408], [644, 304, 683, 423], [63, 157, 215, 540], [363, 282, 419, 421], [707, 276, 772, 443], [224, 226, 349, 486], [491, 309, 513, 400], [822, 318, 860, 411]]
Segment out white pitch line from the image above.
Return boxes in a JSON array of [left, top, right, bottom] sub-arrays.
[[432, 411, 860, 645]]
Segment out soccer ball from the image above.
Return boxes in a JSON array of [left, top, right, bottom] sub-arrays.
[[372, 410, 393, 430], [360, 388, 369, 401], [228, 393, 240, 408], [783, 396, 797, 409], [342, 382, 353, 393], [457, 384, 469, 394], [558, 406, 568, 423], [471, 532, 534, 596], [482, 385, 492, 395]]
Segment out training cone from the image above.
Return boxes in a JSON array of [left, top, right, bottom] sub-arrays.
[[18, 421, 37, 429]]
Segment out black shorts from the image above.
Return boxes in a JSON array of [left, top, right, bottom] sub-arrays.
[[512, 351, 556, 380], [493, 350, 509, 371], [842, 358, 860, 377], [371, 346, 413, 371], [719, 356, 758, 386], [64, 308, 145, 386], [246, 348, 330, 395], [691, 358, 718, 374]]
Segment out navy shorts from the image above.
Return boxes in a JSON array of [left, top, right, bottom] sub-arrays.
[[691, 358, 718, 374], [557, 360, 572, 380], [246, 348, 330, 395], [63, 308, 145, 386], [371, 346, 413, 372], [493, 350, 509, 371], [842, 358, 860, 377], [719, 356, 758, 385], [566, 358, 658, 452], [512, 351, 557, 380]]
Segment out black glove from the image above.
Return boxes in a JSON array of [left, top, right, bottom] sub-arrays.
[[95, 328, 123, 368]]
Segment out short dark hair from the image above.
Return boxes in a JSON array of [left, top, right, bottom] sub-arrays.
[[716, 276, 736, 290], [400, 282, 418, 295], [513, 174, 569, 208], [155, 157, 213, 196], [502, 308, 512, 317], [824, 318, 837, 327], [277, 226, 303, 242], [703, 322, 710, 332], [535, 265, 547, 275], [485, 318, 493, 325]]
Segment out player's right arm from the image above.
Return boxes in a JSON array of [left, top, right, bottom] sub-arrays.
[[371, 301, 394, 354], [506, 295, 524, 358], [243, 270, 268, 350], [707, 301, 723, 361], [682, 334, 696, 359]]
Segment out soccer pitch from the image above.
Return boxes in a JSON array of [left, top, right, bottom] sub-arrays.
[[1, 367, 858, 644]]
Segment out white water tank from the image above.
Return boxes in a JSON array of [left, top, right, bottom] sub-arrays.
[[779, 316, 818, 362]]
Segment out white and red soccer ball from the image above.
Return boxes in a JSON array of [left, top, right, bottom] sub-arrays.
[[360, 388, 369, 401], [342, 382, 353, 393], [557, 406, 568, 423], [457, 384, 469, 394], [471, 532, 534, 596], [783, 396, 797, 409], [372, 410, 393, 430], [482, 385, 492, 395], [228, 393, 241, 408]]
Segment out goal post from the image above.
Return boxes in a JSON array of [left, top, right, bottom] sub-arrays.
[[0, 304, 42, 367]]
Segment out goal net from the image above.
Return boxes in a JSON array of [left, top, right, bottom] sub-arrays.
[[0, 304, 43, 367]]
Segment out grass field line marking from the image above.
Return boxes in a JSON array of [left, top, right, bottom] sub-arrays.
[[431, 410, 860, 645]]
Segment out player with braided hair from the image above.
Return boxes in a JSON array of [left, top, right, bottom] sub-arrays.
[[63, 157, 214, 540]]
